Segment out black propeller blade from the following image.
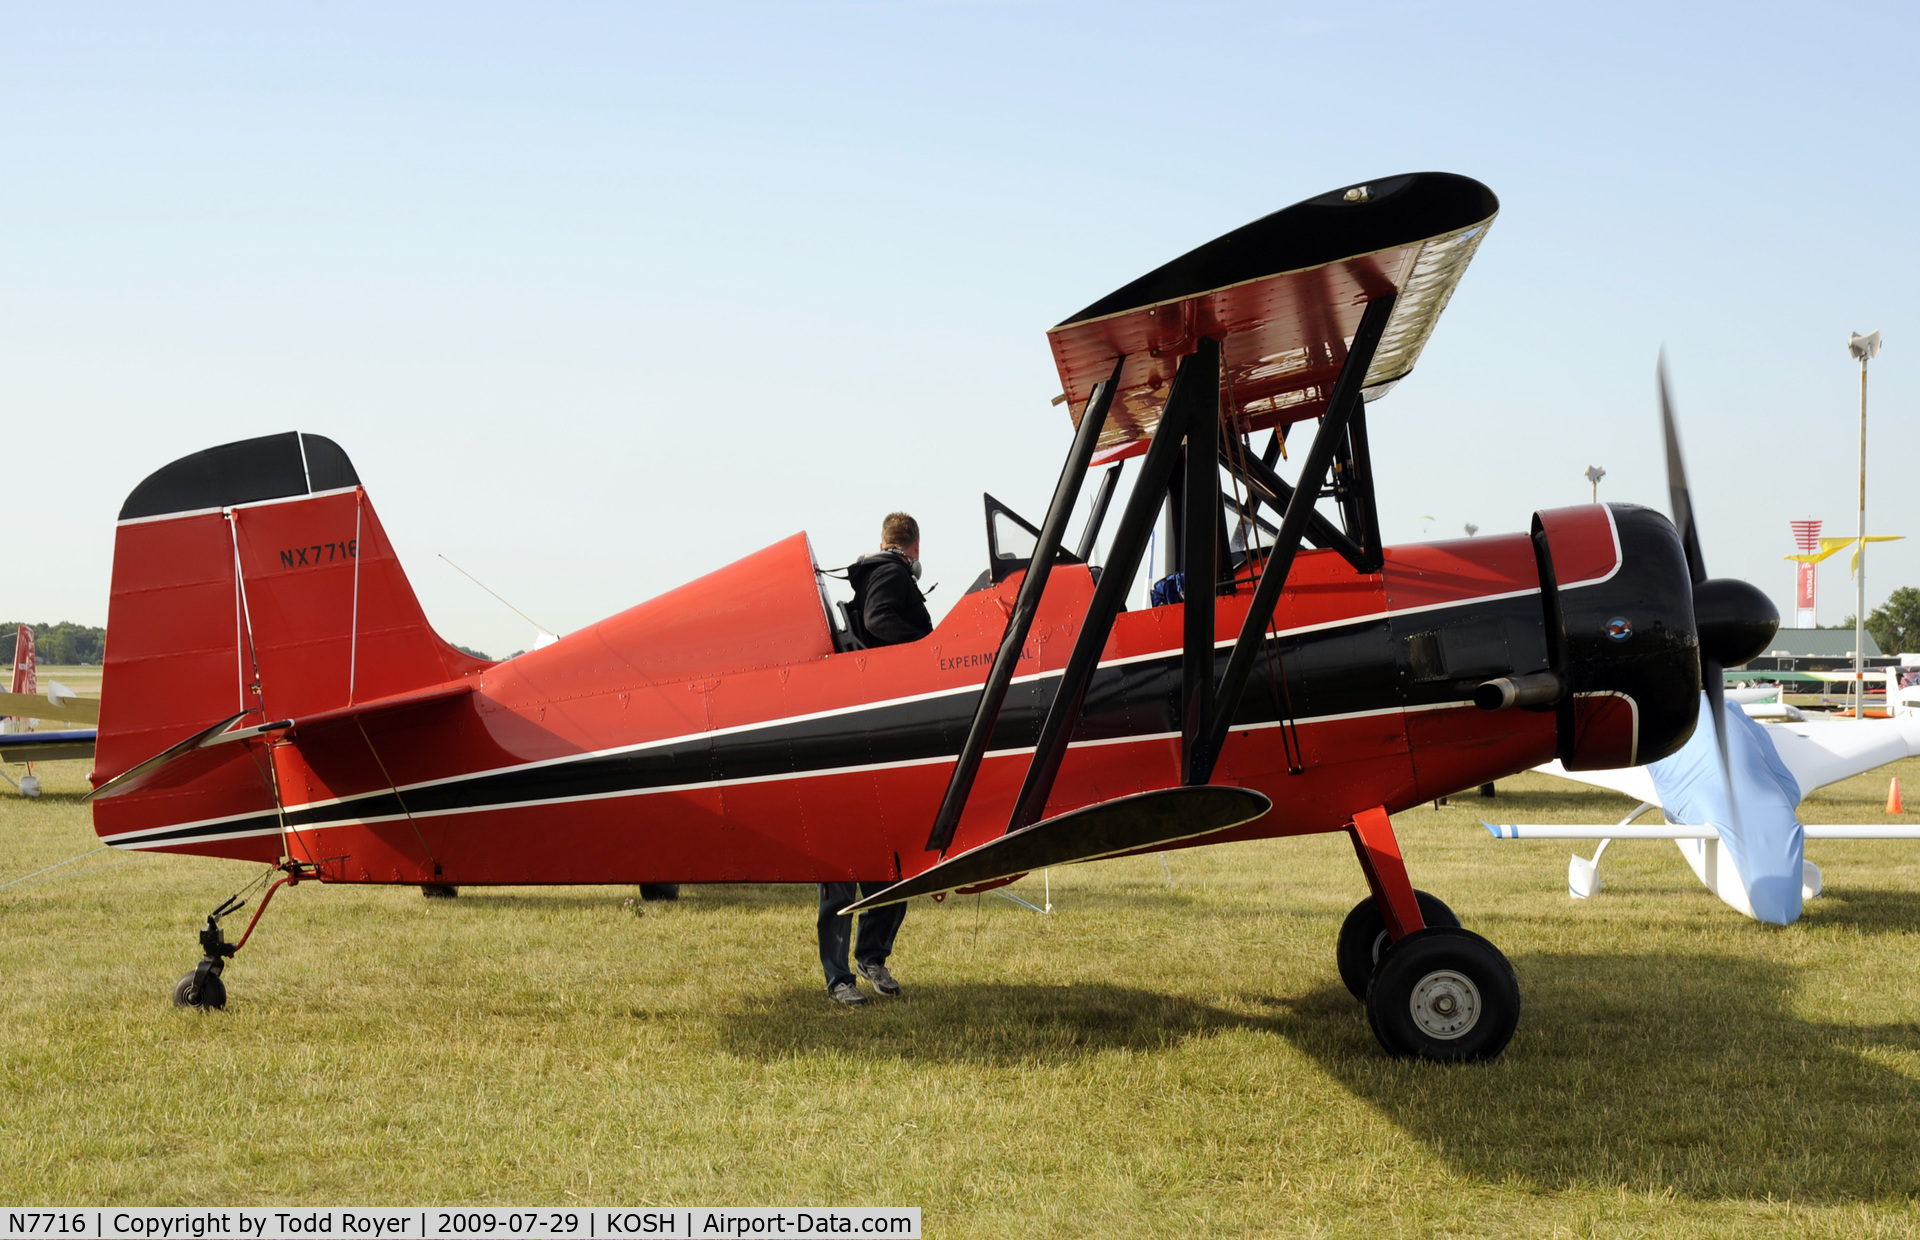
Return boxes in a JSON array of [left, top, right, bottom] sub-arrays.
[[1657, 355, 1780, 813], [1659, 354, 1708, 589]]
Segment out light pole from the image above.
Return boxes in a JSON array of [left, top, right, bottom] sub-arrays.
[[1850, 330, 1882, 720], [1584, 465, 1605, 503]]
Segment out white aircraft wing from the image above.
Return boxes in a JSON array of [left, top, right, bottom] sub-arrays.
[[0, 690, 100, 726], [1766, 716, 1920, 796], [1532, 715, 1920, 808], [1531, 760, 1658, 805], [1485, 822, 1920, 840]]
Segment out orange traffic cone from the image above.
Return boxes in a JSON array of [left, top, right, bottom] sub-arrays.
[[1889, 777, 1904, 815]]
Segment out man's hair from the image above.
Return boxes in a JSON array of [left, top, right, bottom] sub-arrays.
[[880, 512, 919, 549]]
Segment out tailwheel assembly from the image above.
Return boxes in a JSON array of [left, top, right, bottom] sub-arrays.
[[1364, 927, 1519, 1062], [172, 864, 307, 1011], [1335, 890, 1459, 1001]]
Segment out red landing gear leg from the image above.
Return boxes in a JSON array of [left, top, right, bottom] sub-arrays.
[[1347, 805, 1425, 940], [1335, 805, 1456, 1003], [1338, 805, 1521, 1062]]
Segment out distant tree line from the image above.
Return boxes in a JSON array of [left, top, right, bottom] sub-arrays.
[[3, 626, 521, 667], [3, 621, 107, 665], [1826, 587, 1920, 655], [1866, 587, 1920, 655]]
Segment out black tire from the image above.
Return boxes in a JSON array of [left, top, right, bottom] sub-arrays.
[[1365, 928, 1519, 1062], [639, 883, 681, 902], [1335, 890, 1460, 1001], [171, 969, 227, 1011], [421, 884, 459, 899]]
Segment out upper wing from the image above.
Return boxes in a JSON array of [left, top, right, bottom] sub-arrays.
[[1047, 172, 1498, 461]]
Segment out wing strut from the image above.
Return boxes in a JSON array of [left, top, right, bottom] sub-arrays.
[[926, 294, 1396, 850], [1180, 340, 1222, 786], [923, 357, 1123, 855], [1072, 464, 1124, 563], [1220, 443, 1369, 570], [1005, 340, 1219, 833], [1191, 292, 1397, 785]]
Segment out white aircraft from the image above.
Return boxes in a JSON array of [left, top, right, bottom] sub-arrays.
[[1481, 365, 1920, 925], [1, 625, 99, 796], [1486, 693, 1920, 924]]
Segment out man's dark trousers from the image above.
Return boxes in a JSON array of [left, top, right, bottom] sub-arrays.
[[817, 882, 907, 990]]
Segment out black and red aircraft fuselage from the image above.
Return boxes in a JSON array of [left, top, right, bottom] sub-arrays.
[[87, 172, 1776, 1059]]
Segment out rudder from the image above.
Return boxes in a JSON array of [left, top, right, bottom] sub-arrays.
[[95, 432, 485, 850]]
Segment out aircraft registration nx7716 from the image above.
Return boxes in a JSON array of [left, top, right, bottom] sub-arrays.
[[88, 172, 1780, 1061]]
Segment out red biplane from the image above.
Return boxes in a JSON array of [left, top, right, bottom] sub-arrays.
[[88, 172, 1777, 1060]]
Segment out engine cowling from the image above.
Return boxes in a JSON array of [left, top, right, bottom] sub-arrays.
[[1531, 503, 1703, 770]]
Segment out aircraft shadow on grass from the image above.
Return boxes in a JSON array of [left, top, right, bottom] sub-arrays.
[[1269, 952, 1920, 1202], [718, 981, 1275, 1064], [719, 954, 1919, 1202], [3, 787, 91, 807], [1792, 885, 1920, 935]]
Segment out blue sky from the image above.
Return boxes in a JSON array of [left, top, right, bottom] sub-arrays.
[[5, 2, 1915, 657]]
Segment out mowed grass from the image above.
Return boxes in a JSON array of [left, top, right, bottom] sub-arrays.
[[5, 756, 1920, 1238]]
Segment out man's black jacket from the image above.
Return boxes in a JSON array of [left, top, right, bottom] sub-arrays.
[[849, 550, 933, 646]]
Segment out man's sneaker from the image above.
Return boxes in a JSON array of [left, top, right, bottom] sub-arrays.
[[828, 981, 869, 1007], [857, 961, 902, 996]]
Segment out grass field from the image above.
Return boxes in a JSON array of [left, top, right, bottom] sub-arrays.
[[5, 745, 1920, 1237]]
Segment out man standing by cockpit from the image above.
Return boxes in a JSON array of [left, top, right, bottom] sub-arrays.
[[819, 512, 931, 1006]]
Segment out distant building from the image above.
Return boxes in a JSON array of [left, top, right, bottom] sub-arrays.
[[1737, 627, 1894, 673]]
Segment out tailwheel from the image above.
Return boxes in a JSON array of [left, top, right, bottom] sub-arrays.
[[168, 864, 305, 1011], [1335, 890, 1459, 1001], [172, 965, 227, 1011], [1365, 928, 1519, 1062]]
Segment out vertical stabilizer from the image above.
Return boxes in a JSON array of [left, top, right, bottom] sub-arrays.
[[95, 432, 486, 857]]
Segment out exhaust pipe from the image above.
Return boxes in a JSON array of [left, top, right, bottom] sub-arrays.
[[1475, 671, 1564, 712]]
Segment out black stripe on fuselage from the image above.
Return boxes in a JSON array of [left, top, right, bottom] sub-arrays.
[[119, 592, 1548, 846]]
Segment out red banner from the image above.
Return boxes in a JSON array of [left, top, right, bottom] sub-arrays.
[[9, 624, 32, 696]]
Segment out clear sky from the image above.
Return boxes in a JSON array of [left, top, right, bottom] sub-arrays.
[[5, 2, 1915, 658]]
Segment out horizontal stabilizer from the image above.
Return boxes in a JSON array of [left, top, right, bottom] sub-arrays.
[[844, 786, 1272, 912], [85, 711, 264, 802], [88, 679, 474, 803], [1484, 821, 1920, 841]]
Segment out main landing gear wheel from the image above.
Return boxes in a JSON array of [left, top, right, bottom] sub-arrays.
[[1365, 928, 1519, 1062], [1336, 890, 1459, 1001], [638, 883, 681, 902]]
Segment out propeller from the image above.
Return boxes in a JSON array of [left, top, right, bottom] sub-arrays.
[[1657, 353, 1780, 807]]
